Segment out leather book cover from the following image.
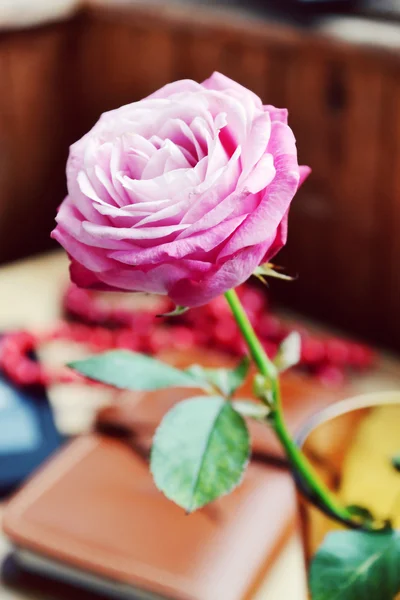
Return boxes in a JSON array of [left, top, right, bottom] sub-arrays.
[[3, 350, 343, 600]]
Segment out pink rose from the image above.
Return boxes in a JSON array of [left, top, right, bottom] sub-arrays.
[[52, 72, 309, 307]]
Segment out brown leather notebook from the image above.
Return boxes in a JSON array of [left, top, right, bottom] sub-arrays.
[[3, 350, 344, 600]]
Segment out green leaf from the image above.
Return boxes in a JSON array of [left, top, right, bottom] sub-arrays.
[[274, 332, 302, 372], [310, 529, 400, 600], [252, 373, 274, 406], [150, 396, 250, 512], [157, 305, 188, 317], [232, 399, 270, 420], [185, 356, 250, 398], [346, 505, 375, 527], [392, 454, 400, 472], [253, 262, 295, 284], [69, 350, 205, 391]]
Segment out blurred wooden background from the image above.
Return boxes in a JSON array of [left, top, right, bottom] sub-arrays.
[[0, 1, 399, 350]]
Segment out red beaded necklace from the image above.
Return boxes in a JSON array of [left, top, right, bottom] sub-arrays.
[[0, 283, 375, 388]]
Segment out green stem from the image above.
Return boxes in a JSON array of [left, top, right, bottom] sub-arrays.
[[225, 289, 352, 524], [225, 288, 277, 381]]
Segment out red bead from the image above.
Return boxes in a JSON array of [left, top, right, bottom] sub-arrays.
[[235, 337, 248, 356], [14, 331, 36, 351], [316, 365, 345, 388], [1, 350, 20, 373], [301, 338, 326, 365], [0, 281, 378, 389], [88, 328, 114, 351], [214, 319, 238, 345], [68, 324, 92, 343], [0, 338, 19, 358], [51, 322, 74, 340], [193, 329, 212, 347], [348, 344, 375, 369], [114, 330, 139, 350], [257, 315, 284, 341], [263, 341, 278, 360], [325, 339, 350, 367], [207, 296, 232, 319], [171, 327, 196, 351], [13, 360, 42, 386], [147, 328, 172, 354], [239, 287, 267, 314]]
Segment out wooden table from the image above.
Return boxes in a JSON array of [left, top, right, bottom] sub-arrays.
[[1, 250, 400, 599]]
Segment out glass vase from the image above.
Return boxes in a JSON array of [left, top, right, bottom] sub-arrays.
[[295, 391, 400, 579]]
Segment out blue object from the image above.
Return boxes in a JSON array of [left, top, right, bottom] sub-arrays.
[[0, 364, 62, 496]]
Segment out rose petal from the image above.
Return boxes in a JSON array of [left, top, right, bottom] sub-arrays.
[[299, 165, 311, 187], [141, 140, 191, 180], [264, 106, 288, 124], [202, 72, 262, 110], [111, 214, 247, 266], [158, 118, 205, 162], [169, 242, 269, 307], [52, 228, 114, 272], [261, 210, 289, 263], [55, 200, 132, 250], [243, 153, 276, 194], [69, 261, 118, 291], [147, 79, 203, 100], [98, 260, 212, 295], [218, 122, 300, 258], [82, 220, 189, 241], [180, 146, 241, 228], [239, 112, 272, 182], [53, 73, 309, 307]]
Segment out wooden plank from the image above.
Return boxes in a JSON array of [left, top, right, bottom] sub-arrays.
[[179, 30, 225, 83], [275, 49, 386, 337], [374, 68, 400, 349], [0, 43, 13, 234], [0, 22, 76, 263], [277, 49, 341, 318], [79, 14, 176, 121], [336, 60, 385, 235]]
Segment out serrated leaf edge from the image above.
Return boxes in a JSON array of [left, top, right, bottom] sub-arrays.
[[150, 397, 250, 513]]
